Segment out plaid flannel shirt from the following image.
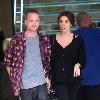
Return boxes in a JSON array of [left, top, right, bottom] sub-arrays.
[[4, 32, 51, 96]]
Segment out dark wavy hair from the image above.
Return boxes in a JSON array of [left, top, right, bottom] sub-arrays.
[[57, 11, 75, 27]]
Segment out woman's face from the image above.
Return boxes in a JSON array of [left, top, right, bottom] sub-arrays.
[[59, 16, 72, 32]]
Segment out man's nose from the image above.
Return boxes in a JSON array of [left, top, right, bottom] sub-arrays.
[[33, 21, 36, 25]]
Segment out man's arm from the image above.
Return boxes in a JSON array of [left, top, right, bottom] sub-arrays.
[[4, 39, 14, 76], [44, 36, 51, 90]]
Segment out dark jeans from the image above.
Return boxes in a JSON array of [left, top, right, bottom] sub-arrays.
[[20, 84, 48, 100], [55, 84, 79, 100], [77, 84, 100, 100]]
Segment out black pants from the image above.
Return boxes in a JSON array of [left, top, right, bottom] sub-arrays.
[[0, 63, 16, 100], [55, 84, 79, 100], [78, 84, 100, 100]]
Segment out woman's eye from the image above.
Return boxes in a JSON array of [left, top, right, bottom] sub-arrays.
[[65, 20, 69, 23], [59, 20, 62, 23], [59, 20, 69, 23]]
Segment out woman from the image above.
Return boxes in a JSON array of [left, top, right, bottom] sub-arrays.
[[50, 11, 85, 100]]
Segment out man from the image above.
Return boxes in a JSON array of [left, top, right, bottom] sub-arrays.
[[74, 12, 100, 100], [5, 10, 51, 100]]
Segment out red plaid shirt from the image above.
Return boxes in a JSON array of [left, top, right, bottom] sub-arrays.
[[5, 32, 51, 96]]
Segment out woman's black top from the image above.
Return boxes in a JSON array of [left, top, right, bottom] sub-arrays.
[[50, 34, 85, 86]]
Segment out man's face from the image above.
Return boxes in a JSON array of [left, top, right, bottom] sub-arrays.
[[25, 12, 40, 32]]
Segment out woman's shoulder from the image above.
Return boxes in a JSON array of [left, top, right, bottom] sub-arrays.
[[74, 34, 83, 40], [73, 34, 84, 45]]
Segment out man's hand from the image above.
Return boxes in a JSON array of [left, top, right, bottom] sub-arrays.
[[45, 77, 51, 92], [6, 67, 10, 76]]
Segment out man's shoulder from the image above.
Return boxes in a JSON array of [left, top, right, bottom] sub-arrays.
[[10, 32, 24, 43], [73, 29, 80, 35], [74, 28, 92, 35], [12, 32, 24, 40], [39, 32, 47, 36], [92, 28, 100, 32], [38, 32, 50, 39]]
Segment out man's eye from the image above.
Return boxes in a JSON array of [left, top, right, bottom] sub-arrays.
[[30, 20, 33, 22]]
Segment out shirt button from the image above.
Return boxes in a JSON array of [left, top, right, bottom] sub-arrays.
[[62, 54, 64, 57], [62, 61, 64, 64], [62, 68, 65, 71]]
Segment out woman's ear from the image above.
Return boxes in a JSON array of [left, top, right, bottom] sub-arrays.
[[70, 24, 72, 27], [25, 20, 27, 26]]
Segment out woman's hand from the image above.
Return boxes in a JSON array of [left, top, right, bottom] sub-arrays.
[[73, 63, 80, 77]]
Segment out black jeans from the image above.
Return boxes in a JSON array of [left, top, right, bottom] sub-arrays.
[[77, 84, 100, 100], [20, 84, 48, 100], [55, 84, 79, 100]]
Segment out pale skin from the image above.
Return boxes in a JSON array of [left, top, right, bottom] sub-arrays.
[[56, 16, 80, 77], [6, 12, 51, 91]]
